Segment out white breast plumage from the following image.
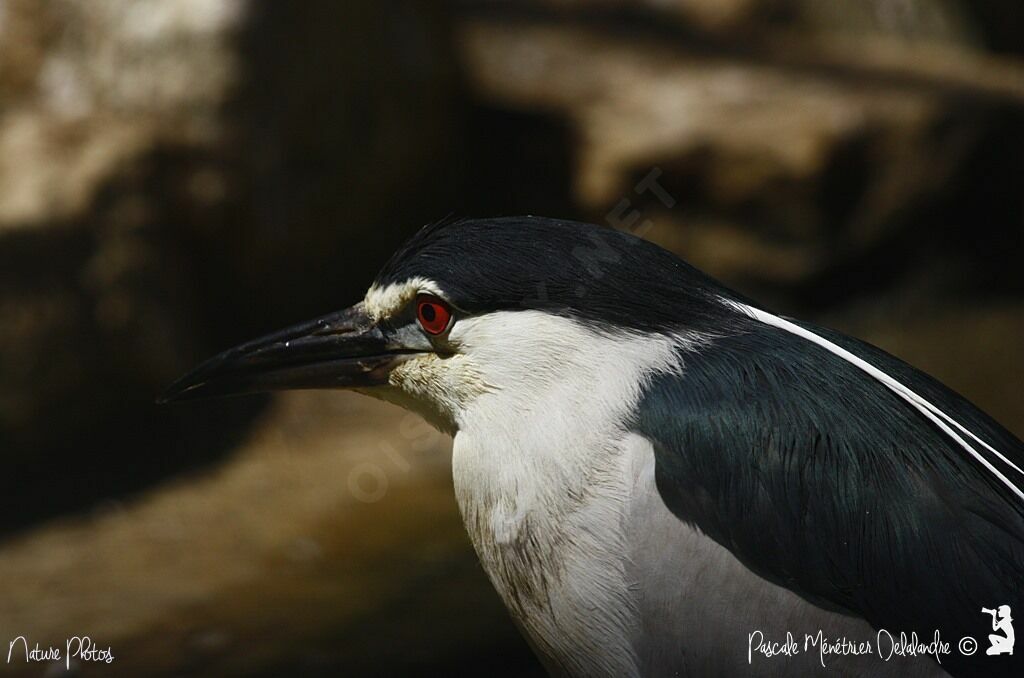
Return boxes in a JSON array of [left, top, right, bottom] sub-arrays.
[[447, 310, 686, 676]]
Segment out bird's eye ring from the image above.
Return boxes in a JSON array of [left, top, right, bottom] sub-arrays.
[[416, 295, 453, 335]]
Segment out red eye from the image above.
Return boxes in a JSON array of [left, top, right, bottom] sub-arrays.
[[416, 295, 453, 335]]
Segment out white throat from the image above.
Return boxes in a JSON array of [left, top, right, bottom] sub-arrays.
[[449, 310, 685, 532], [445, 311, 691, 675]]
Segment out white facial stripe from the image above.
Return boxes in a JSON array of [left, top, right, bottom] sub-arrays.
[[729, 301, 1024, 503], [363, 277, 446, 321]]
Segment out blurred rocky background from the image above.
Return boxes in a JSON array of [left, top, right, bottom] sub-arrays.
[[0, 0, 1021, 675]]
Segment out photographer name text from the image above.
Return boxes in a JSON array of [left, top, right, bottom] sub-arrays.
[[748, 629, 954, 667]]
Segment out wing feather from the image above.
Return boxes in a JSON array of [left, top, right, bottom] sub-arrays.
[[632, 315, 1024, 677]]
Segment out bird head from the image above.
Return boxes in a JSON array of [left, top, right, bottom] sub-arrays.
[[160, 217, 737, 432]]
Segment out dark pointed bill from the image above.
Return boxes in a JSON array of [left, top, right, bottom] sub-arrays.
[[158, 304, 412, 403]]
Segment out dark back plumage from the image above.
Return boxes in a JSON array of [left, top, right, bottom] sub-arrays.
[[634, 319, 1024, 677]]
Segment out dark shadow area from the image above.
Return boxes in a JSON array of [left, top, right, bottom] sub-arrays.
[[935, 105, 1024, 294], [0, 207, 270, 537], [458, 104, 580, 220]]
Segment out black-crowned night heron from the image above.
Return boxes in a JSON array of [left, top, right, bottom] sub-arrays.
[[162, 217, 1023, 677]]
